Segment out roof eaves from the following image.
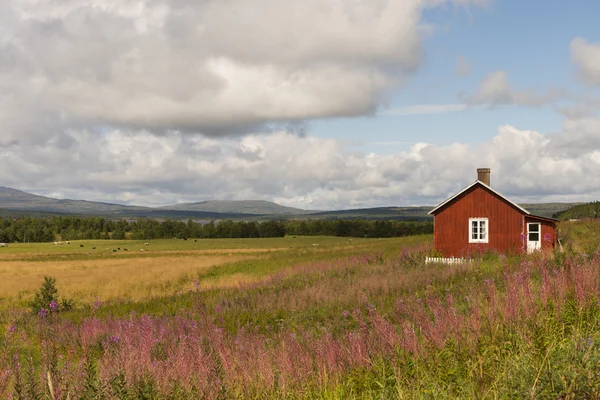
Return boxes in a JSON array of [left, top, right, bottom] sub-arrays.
[[525, 214, 560, 223]]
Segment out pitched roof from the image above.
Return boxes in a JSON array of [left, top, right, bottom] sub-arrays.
[[428, 180, 531, 215]]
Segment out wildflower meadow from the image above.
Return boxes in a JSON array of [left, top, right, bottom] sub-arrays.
[[1, 222, 600, 398]]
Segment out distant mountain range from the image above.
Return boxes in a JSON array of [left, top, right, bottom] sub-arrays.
[[156, 200, 311, 215], [0, 186, 580, 221], [0, 186, 303, 219]]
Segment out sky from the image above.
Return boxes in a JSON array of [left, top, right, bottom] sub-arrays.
[[1, 0, 600, 210]]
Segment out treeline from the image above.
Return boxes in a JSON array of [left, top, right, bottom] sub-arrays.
[[554, 201, 600, 220], [0, 216, 432, 243]]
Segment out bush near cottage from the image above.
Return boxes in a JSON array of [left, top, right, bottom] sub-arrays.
[[0, 223, 600, 398]]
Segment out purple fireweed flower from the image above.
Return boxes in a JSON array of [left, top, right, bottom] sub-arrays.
[[39, 308, 48, 318], [341, 310, 350, 318], [109, 335, 120, 343], [215, 305, 223, 314], [92, 299, 102, 312], [7, 324, 17, 334], [49, 301, 59, 312]]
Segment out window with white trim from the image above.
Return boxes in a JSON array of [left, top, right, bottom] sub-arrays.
[[469, 218, 488, 243]]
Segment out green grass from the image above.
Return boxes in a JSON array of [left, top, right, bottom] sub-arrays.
[[1, 235, 405, 254], [4, 225, 600, 398], [2, 236, 431, 266]]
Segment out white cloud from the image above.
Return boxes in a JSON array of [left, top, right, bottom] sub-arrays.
[[2, 118, 600, 209], [0, 0, 488, 140], [570, 38, 600, 86], [467, 70, 564, 107], [557, 98, 600, 119]]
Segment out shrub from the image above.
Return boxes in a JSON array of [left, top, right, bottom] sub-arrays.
[[30, 276, 59, 314], [29, 276, 74, 314]]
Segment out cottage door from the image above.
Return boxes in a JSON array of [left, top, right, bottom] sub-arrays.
[[527, 223, 541, 253]]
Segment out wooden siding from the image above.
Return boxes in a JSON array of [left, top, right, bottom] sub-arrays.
[[433, 185, 526, 257]]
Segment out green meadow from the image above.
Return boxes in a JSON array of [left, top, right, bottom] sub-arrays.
[[0, 222, 600, 398]]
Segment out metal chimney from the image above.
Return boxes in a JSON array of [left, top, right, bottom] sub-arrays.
[[477, 168, 491, 186]]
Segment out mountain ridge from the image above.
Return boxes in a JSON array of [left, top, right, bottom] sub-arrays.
[[0, 186, 581, 220], [0, 186, 308, 218], [156, 199, 313, 215]]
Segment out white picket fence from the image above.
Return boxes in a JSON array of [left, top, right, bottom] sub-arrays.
[[425, 257, 472, 265]]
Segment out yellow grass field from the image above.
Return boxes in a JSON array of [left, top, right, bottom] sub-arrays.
[[0, 236, 430, 309], [0, 253, 257, 306]]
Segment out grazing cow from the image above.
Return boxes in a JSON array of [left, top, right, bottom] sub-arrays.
[[80, 244, 84, 247], [124, 248, 129, 251], [66, 241, 71, 244], [92, 247, 96, 249], [112, 249, 117, 252], [117, 247, 121, 250], [183, 238, 187, 241], [144, 243, 149, 246], [194, 239, 197, 242], [140, 249, 145, 252], [55, 241, 64, 245], [0, 243, 7, 248]]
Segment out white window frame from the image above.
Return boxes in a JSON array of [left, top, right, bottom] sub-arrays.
[[469, 218, 489, 243]]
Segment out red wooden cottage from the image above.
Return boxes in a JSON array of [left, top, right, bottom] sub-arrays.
[[428, 168, 558, 258]]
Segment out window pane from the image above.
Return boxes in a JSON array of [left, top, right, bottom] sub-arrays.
[[529, 232, 539, 241], [470, 219, 488, 242], [529, 224, 539, 232]]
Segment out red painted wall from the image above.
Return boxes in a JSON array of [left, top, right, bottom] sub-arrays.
[[433, 185, 529, 257]]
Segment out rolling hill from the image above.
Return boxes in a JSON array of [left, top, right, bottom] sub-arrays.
[[0, 186, 583, 221], [0, 187, 255, 219], [0, 186, 148, 214], [553, 201, 600, 220], [158, 200, 311, 215]]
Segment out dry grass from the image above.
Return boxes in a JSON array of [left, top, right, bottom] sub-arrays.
[[0, 236, 432, 310], [0, 253, 258, 307], [0, 247, 286, 261]]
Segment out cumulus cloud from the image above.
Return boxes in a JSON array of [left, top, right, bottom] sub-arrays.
[[2, 118, 600, 209], [0, 0, 488, 141], [467, 70, 564, 107], [5, 0, 596, 211], [571, 38, 600, 86]]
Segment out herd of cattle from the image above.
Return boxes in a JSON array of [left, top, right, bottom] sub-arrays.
[[0, 240, 201, 249], [0, 241, 154, 250]]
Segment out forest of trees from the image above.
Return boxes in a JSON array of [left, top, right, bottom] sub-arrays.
[[554, 201, 600, 220], [0, 216, 433, 243]]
